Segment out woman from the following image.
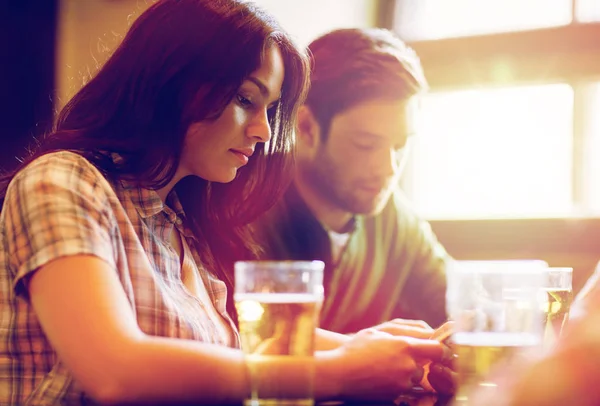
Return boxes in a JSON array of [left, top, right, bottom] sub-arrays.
[[0, 0, 446, 404]]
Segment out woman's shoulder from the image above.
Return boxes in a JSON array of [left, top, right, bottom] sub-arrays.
[[20, 151, 108, 181], [10, 150, 117, 200], [23, 150, 96, 171]]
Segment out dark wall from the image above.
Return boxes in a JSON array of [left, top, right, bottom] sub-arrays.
[[0, 0, 58, 172]]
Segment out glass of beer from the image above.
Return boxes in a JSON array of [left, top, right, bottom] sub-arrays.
[[446, 260, 547, 404], [234, 260, 324, 406], [541, 267, 573, 348]]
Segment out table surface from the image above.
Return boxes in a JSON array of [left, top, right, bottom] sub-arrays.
[[318, 390, 453, 406]]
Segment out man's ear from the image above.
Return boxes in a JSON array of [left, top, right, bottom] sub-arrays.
[[296, 105, 322, 153]]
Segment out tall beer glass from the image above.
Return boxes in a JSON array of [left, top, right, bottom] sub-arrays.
[[446, 260, 546, 404], [235, 260, 324, 406], [541, 267, 573, 348]]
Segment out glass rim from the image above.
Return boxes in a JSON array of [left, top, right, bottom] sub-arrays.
[[449, 259, 548, 274], [234, 260, 325, 272], [544, 266, 574, 273]]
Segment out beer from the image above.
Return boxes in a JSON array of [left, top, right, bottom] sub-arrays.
[[235, 293, 321, 406], [453, 332, 538, 391], [542, 288, 572, 338], [236, 293, 321, 356]]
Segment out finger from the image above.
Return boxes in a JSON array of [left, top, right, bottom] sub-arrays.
[[410, 364, 425, 385], [377, 324, 433, 339], [354, 327, 386, 338], [434, 320, 455, 330], [401, 337, 447, 362], [428, 363, 458, 395], [419, 363, 435, 392], [390, 318, 433, 331], [429, 321, 454, 342], [441, 348, 457, 369]]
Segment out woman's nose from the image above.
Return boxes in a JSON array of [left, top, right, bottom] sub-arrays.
[[247, 109, 272, 142]]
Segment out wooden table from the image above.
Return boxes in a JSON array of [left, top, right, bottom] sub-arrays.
[[319, 390, 453, 406]]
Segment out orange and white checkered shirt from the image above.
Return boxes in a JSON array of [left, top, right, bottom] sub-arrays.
[[0, 151, 239, 405]]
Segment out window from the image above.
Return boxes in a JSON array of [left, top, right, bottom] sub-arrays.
[[403, 84, 574, 219], [584, 82, 600, 211], [395, 0, 600, 219], [395, 0, 571, 40], [576, 0, 600, 22]]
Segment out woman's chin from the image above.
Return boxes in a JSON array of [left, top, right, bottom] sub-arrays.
[[205, 169, 238, 184]]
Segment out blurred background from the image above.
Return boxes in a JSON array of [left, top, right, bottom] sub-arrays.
[[2, 0, 599, 292]]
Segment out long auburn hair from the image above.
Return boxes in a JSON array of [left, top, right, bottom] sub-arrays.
[[0, 0, 310, 287]]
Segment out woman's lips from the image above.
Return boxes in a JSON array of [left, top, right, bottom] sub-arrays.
[[230, 150, 249, 165], [230, 148, 254, 165]]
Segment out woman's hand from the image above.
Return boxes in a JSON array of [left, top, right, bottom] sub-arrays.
[[421, 360, 457, 395], [316, 328, 448, 401], [419, 321, 457, 395]]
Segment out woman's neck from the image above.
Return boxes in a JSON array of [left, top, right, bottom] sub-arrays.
[[155, 169, 187, 203]]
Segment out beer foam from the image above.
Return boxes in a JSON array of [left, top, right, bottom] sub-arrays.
[[234, 293, 322, 303], [453, 332, 540, 347]]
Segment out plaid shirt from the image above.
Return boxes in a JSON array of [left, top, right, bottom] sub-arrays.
[[0, 151, 240, 405]]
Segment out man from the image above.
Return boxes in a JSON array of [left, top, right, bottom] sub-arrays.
[[254, 28, 451, 334]]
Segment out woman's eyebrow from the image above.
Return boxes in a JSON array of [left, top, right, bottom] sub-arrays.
[[247, 76, 280, 103]]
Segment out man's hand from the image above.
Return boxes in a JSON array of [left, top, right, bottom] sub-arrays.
[[368, 318, 434, 339], [316, 318, 439, 351]]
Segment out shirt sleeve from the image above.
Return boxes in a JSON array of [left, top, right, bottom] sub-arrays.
[[2, 152, 117, 298], [389, 190, 451, 328]]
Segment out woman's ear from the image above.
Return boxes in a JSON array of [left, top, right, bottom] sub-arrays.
[[296, 105, 322, 152]]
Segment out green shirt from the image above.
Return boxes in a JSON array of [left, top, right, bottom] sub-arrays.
[[253, 184, 450, 333]]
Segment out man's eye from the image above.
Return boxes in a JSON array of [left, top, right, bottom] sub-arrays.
[[237, 94, 253, 107]]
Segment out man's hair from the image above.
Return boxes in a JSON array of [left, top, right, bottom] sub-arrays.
[[305, 28, 427, 139]]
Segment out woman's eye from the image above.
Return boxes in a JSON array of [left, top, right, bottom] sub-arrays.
[[237, 94, 253, 108], [354, 143, 377, 151]]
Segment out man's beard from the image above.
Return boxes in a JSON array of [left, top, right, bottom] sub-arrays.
[[299, 151, 393, 216]]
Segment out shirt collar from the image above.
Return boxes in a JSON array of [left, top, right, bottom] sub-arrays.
[[120, 179, 184, 221], [120, 180, 197, 243], [120, 180, 166, 219], [112, 157, 195, 241], [109, 152, 164, 219]]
